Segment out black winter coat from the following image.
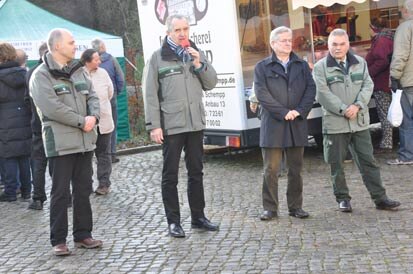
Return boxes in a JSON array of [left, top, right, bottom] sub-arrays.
[[0, 61, 32, 158], [254, 52, 316, 148]]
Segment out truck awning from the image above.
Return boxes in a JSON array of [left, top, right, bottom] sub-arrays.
[[292, 0, 370, 10]]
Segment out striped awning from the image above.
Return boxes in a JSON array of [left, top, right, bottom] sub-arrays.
[[292, 0, 370, 10]]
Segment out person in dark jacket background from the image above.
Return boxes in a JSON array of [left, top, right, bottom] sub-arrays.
[[254, 26, 316, 221], [0, 42, 32, 202], [26, 42, 50, 210], [365, 18, 395, 153], [91, 38, 124, 164]]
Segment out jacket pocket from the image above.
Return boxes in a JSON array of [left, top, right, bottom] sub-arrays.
[[161, 100, 186, 130], [326, 75, 344, 85], [199, 102, 206, 125], [51, 123, 83, 151]]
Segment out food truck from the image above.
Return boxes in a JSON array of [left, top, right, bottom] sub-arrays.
[[137, 0, 403, 148]]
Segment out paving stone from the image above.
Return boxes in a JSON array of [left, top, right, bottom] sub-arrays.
[[1, 146, 412, 272]]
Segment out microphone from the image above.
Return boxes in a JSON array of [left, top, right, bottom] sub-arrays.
[[180, 39, 193, 62], [180, 39, 190, 49]]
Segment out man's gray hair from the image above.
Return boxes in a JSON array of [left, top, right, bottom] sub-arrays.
[[269, 26, 292, 44], [38, 42, 48, 57], [47, 28, 70, 52], [166, 14, 189, 32], [404, 0, 413, 15], [328, 28, 349, 43], [91, 38, 104, 52]]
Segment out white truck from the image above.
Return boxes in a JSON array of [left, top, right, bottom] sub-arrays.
[[136, 0, 376, 148]]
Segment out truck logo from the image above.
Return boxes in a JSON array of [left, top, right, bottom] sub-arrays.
[[155, 0, 208, 26]]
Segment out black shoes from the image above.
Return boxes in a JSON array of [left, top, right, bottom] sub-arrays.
[[260, 210, 277, 221], [168, 223, 185, 238], [339, 200, 352, 212], [376, 198, 401, 210], [289, 208, 310, 218], [21, 192, 31, 200], [28, 199, 43, 210], [0, 192, 17, 202], [191, 217, 219, 231], [111, 156, 120, 163]]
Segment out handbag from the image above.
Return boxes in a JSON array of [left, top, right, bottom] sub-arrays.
[[387, 89, 403, 127]]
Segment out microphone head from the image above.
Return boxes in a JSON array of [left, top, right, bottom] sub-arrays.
[[180, 39, 190, 48]]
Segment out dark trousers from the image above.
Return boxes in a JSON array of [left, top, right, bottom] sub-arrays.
[[95, 130, 112, 187], [110, 96, 118, 156], [323, 130, 387, 203], [262, 147, 304, 212], [162, 131, 205, 224], [31, 133, 49, 202], [2, 156, 31, 197], [49, 152, 93, 246]]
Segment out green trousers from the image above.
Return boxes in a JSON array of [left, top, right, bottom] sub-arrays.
[[323, 129, 387, 203]]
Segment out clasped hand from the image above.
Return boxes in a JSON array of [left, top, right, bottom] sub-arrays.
[[344, 104, 360, 120], [284, 110, 300, 121], [82, 116, 97, 132]]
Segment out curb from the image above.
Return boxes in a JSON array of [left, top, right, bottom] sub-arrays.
[[117, 144, 162, 156]]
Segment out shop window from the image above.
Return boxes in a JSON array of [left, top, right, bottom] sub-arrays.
[[237, 0, 312, 88]]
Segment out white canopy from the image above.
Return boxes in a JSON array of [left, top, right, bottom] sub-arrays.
[[292, 0, 370, 10]]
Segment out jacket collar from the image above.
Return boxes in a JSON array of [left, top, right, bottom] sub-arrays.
[[326, 51, 359, 68], [43, 52, 83, 80], [0, 60, 20, 70], [263, 51, 302, 67], [160, 36, 199, 61]]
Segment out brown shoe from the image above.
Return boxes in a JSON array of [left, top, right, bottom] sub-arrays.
[[53, 243, 71, 256], [95, 186, 110, 195], [75, 238, 103, 249]]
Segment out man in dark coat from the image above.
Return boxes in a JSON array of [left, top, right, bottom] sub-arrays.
[[254, 26, 316, 220]]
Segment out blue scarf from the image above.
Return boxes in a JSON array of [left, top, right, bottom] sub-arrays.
[[167, 36, 192, 63]]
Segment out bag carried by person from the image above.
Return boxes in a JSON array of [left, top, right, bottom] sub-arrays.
[[387, 89, 403, 127]]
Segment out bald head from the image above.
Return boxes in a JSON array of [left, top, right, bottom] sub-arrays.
[[47, 28, 76, 64]]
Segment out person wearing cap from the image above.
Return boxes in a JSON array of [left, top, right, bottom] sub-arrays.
[[365, 17, 395, 154]]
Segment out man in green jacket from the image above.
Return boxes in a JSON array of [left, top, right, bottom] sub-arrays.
[[313, 29, 400, 213], [30, 28, 102, 256], [143, 15, 219, 238]]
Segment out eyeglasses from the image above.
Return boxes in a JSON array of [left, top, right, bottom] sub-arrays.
[[276, 39, 292, 44]]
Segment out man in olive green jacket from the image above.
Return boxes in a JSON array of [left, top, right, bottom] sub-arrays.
[[143, 14, 218, 238], [30, 28, 102, 256], [313, 29, 400, 213]]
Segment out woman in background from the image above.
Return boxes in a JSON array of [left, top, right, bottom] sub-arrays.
[[81, 49, 114, 195]]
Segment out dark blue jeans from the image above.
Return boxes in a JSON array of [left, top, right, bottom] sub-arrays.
[[399, 88, 413, 161], [2, 156, 31, 198]]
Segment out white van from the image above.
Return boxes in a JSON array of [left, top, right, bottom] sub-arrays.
[[137, 0, 381, 148]]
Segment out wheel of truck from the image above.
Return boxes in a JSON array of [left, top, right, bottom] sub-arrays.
[[313, 134, 323, 150]]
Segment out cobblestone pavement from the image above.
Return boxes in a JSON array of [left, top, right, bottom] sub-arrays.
[[1, 145, 413, 273]]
